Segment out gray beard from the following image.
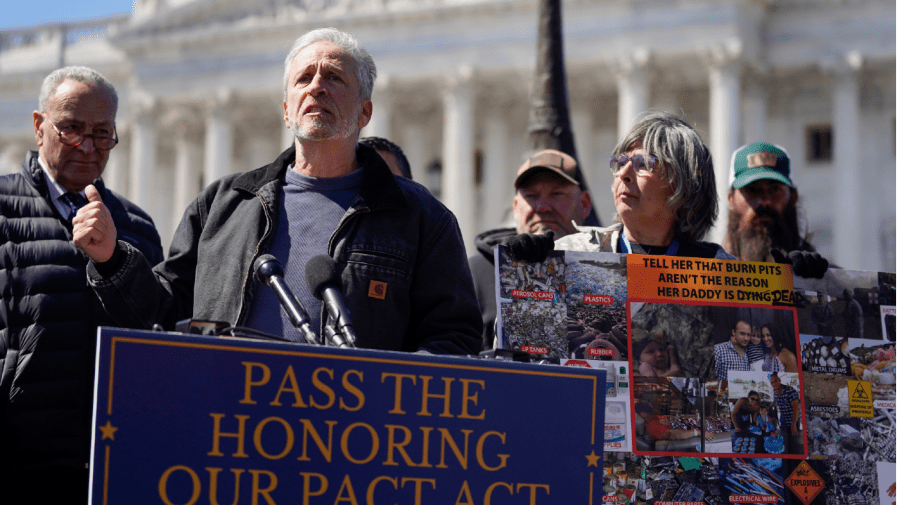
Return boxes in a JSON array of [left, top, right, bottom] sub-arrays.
[[289, 112, 357, 142]]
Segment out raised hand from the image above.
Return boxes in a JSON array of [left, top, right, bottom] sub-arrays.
[[771, 248, 829, 279], [72, 184, 118, 263]]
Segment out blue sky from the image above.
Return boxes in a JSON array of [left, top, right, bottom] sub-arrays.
[[2, 1, 135, 31]]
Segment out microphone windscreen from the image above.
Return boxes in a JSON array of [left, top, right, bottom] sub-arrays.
[[305, 254, 339, 299], [253, 254, 282, 283]]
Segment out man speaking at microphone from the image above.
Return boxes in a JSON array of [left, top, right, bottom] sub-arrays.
[[72, 27, 481, 355]]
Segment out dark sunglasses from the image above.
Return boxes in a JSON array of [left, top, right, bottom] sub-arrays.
[[748, 397, 760, 402], [609, 154, 658, 175]]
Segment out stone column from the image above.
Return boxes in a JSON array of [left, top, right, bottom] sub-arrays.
[[706, 41, 744, 244], [615, 48, 651, 139], [400, 123, 427, 186], [363, 77, 392, 140], [128, 97, 157, 217], [482, 114, 511, 231], [743, 66, 769, 146], [441, 67, 477, 255], [102, 144, 127, 196], [171, 112, 202, 234], [204, 91, 233, 187], [653, 89, 679, 116], [830, 52, 863, 269]]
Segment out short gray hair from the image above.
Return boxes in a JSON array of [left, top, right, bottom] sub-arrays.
[[38, 66, 118, 112], [612, 110, 717, 243], [282, 27, 377, 103]]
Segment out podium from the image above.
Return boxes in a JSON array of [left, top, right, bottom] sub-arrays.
[[89, 327, 606, 504]]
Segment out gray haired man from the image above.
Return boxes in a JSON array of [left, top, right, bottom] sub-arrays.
[[74, 28, 481, 355], [0, 66, 163, 502]]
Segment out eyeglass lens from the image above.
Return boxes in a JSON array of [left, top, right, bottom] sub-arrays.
[[609, 154, 656, 174], [50, 119, 117, 150], [59, 131, 117, 150]]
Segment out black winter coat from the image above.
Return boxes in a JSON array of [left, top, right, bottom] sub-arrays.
[[0, 151, 163, 476]]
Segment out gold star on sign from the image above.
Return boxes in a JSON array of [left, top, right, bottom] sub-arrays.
[[585, 450, 600, 467], [99, 420, 118, 441]]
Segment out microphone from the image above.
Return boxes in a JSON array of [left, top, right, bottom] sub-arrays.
[[305, 255, 357, 348], [253, 254, 320, 345], [323, 323, 351, 349]]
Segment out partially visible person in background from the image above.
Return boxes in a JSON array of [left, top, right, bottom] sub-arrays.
[[509, 111, 734, 262], [470, 149, 592, 351], [843, 288, 864, 339], [359, 136, 412, 179], [812, 293, 834, 337], [725, 142, 828, 277]]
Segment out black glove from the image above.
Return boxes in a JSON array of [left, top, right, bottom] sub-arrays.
[[506, 230, 555, 263], [771, 249, 829, 279]]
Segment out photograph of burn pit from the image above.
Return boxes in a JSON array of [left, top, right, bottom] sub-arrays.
[[632, 377, 734, 454], [563, 252, 628, 361]]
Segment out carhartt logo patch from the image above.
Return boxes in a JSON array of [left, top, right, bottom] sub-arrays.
[[368, 280, 387, 300], [747, 152, 778, 168]]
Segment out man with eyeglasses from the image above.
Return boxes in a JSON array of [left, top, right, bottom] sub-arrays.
[[724, 142, 828, 277], [469, 149, 593, 350], [0, 66, 163, 502]]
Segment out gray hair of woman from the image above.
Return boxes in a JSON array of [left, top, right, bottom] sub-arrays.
[[612, 110, 717, 243], [282, 27, 377, 102]]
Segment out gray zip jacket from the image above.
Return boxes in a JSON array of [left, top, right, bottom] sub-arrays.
[[87, 145, 482, 355]]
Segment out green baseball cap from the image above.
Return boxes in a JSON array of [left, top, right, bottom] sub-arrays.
[[730, 142, 793, 189]]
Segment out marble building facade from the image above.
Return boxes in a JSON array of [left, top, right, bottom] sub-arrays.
[[0, 0, 894, 271]]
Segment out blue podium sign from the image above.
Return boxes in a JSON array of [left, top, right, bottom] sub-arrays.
[[90, 328, 606, 504]]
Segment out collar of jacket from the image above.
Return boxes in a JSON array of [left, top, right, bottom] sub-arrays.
[[22, 149, 109, 201], [231, 143, 408, 212], [473, 227, 518, 262]]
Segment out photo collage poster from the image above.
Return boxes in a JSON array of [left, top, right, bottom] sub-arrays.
[[494, 246, 896, 505]]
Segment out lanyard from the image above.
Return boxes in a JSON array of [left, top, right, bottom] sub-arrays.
[[620, 231, 680, 256]]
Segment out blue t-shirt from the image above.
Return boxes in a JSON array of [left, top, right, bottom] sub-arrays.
[[244, 166, 363, 341]]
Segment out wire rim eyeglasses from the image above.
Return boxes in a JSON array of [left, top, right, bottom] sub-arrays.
[[609, 154, 658, 175], [46, 118, 118, 151]]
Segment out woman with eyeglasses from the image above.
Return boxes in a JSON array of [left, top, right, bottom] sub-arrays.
[[550, 110, 735, 259]]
